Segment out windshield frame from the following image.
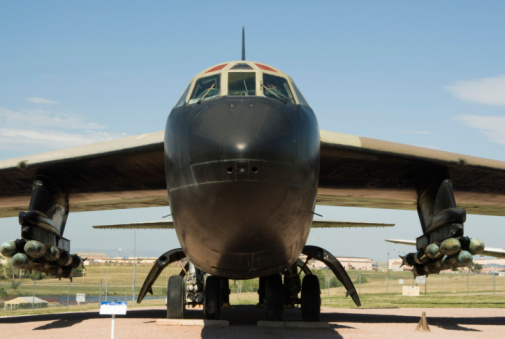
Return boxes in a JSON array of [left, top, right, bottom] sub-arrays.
[[188, 74, 221, 105]]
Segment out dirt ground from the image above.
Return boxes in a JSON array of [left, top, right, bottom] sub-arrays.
[[0, 305, 504, 338]]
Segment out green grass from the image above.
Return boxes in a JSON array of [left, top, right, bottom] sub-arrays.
[[1, 265, 504, 317], [322, 293, 505, 309]]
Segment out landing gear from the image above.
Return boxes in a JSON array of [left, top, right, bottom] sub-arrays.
[[302, 245, 361, 307], [301, 274, 320, 321], [265, 274, 284, 321], [220, 278, 230, 308], [167, 275, 185, 318], [204, 275, 221, 320], [257, 277, 266, 307]]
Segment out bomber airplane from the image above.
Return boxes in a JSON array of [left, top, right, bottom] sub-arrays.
[[1, 34, 505, 321]]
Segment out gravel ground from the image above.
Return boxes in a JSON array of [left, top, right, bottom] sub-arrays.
[[0, 305, 504, 338]]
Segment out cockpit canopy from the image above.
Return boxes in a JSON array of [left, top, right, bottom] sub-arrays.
[[174, 61, 309, 108]]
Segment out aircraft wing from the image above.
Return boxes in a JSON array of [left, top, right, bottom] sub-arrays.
[[386, 239, 505, 258], [318, 130, 505, 216], [2, 128, 505, 218], [92, 220, 394, 230], [94, 220, 175, 230], [0, 131, 167, 218]]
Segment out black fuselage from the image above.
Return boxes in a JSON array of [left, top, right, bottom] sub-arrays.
[[164, 96, 320, 279]]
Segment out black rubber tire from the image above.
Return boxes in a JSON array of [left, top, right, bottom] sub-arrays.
[[258, 277, 266, 305], [220, 278, 230, 306], [301, 274, 321, 321], [204, 276, 221, 320], [167, 275, 185, 319], [265, 274, 284, 321]]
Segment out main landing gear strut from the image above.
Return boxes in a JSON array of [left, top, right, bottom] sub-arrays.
[[258, 245, 361, 322], [137, 249, 231, 320], [138, 245, 360, 322]]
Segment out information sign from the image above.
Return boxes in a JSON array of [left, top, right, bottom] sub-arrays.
[[100, 301, 127, 315]]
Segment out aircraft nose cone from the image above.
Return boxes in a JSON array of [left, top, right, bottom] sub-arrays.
[[189, 98, 295, 165]]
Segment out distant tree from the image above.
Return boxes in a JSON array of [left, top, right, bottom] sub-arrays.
[[469, 263, 483, 273], [4, 261, 14, 279], [73, 267, 84, 277], [10, 281, 20, 290], [353, 273, 368, 284], [28, 272, 45, 280]]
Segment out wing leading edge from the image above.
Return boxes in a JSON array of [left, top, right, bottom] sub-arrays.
[[0, 131, 167, 218], [1, 129, 505, 218], [318, 130, 505, 216], [92, 220, 395, 230]]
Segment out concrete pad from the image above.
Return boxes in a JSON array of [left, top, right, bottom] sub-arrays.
[[257, 320, 330, 328], [156, 319, 229, 326]]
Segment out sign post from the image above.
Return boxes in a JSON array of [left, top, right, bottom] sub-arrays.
[[100, 301, 127, 339]]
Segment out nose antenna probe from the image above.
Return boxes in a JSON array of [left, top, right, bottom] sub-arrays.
[[241, 26, 246, 60]]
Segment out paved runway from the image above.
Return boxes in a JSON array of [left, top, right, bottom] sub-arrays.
[[0, 305, 504, 338]]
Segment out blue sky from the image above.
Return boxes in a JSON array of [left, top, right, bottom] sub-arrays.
[[1, 1, 504, 261]]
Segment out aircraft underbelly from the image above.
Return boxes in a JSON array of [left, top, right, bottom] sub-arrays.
[[171, 181, 314, 279]]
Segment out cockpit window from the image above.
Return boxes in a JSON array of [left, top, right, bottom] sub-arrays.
[[174, 82, 192, 108], [228, 72, 256, 96], [189, 74, 220, 104], [262, 74, 295, 104], [291, 81, 309, 106]]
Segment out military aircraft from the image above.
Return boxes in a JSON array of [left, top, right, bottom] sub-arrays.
[[1, 34, 505, 321]]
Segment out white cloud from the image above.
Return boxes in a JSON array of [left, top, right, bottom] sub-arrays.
[[400, 130, 431, 135], [445, 75, 505, 106], [0, 107, 105, 130], [0, 128, 121, 151], [456, 115, 505, 146], [26, 97, 59, 104], [0, 107, 126, 152]]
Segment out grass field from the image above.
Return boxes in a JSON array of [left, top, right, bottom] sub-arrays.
[[1, 263, 504, 317]]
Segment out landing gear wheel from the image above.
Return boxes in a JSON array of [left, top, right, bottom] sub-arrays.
[[167, 275, 185, 319], [220, 278, 230, 307], [204, 276, 221, 320], [257, 277, 266, 307], [265, 274, 284, 321], [301, 274, 321, 321]]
